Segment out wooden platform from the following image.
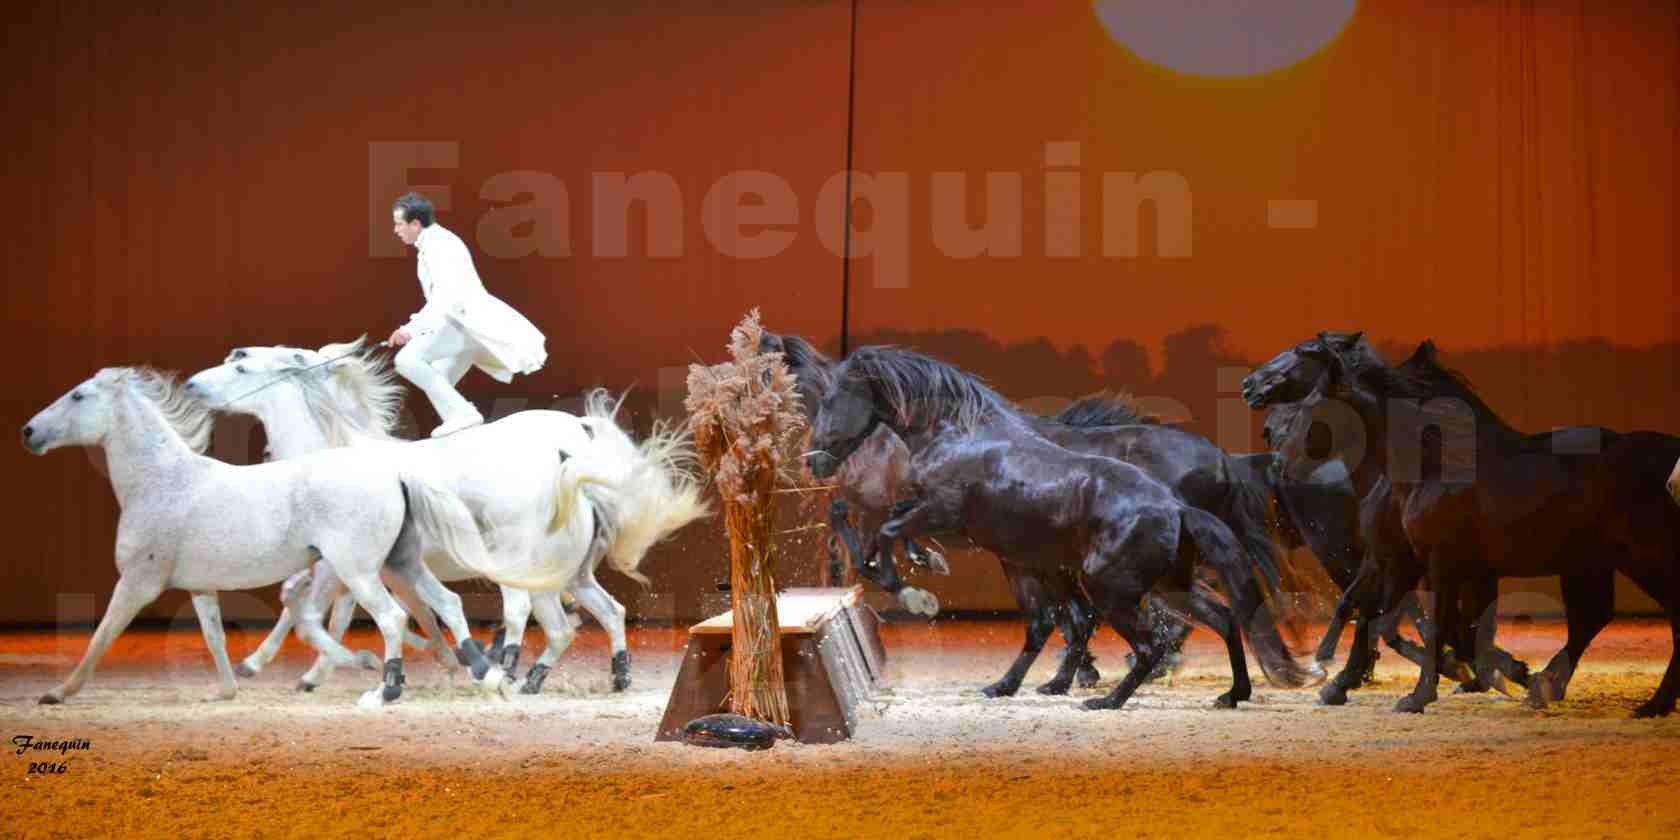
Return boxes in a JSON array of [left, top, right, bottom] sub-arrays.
[[655, 586, 887, 745]]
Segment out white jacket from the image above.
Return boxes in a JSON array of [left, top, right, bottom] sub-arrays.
[[407, 224, 547, 383]]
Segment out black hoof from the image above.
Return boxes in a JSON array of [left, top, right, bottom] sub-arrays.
[[1075, 667, 1101, 689], [37, 694, 61, 706], [460, 639, 490, 680], [521, 664, 550, 695], [1318, 683, 1349, 706], [980, 681, 1019, 698], [380, 658, 405, 703], [1632, 698, 1675, 719], [296, 681, 317, 693], [1035, 679, 1072, 696], [1394, 695, 1429, 714], [1081, 696, 1122, 711], [234, 663, 257, 678], [1524, 674, 1558, 709], [1211, 692, 1239, 709], [683, 714, 781, 750], [1454, 680, 1491, 695], [611, 650, 631, 693]]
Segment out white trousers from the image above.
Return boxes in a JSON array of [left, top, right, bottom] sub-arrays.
[[395, 323, 481, 423]]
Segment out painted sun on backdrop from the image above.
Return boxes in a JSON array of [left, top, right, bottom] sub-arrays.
[[1092, 0, 1357, 78]]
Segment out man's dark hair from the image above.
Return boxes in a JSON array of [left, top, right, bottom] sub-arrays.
[[393, 192, 435, 227]]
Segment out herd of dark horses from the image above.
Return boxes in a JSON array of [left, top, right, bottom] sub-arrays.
[[766, 329, 1680, 717]]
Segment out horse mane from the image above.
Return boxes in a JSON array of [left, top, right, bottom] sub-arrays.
[[1369, 340, 1518, 437], [268, 339, 403, 447], [767, 332, 836, 396], [1054, 391, 1158, 427], [316, 337, 405, 437], [839, 346, 1013, 434], [114, 367, 213, 453]]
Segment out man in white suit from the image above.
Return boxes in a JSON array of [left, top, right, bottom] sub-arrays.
[[387, 192, 547, 437]]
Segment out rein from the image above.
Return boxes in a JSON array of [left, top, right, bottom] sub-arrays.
[[212, 346, 372, 409]]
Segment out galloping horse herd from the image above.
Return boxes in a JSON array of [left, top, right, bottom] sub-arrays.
[[19, 328, 1680, 721]]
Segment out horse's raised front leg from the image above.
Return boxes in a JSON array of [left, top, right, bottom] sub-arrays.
[[189, 592, 238, 701], [40, 574, 163, 704], [830, 499, 907, 598], [873, 497, 954, 617]]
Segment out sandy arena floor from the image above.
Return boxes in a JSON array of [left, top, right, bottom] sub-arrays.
[[2, 617, 1678, 839]]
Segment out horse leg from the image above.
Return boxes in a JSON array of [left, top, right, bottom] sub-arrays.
[[40, 574, 163, 704], [288, 563, 379, 684], [512, 591, 578, 697], [379, 567, 452, 670], [491, 586, 533, 683], [567, 568, 630, 691], [1623, 569, 1677, 718], [1527, 571, 1615, 708], [1457, 576, 1531, 695], [1183, 583, 1250, 708], [1082, 591, 1156, 712], [1042, 575, 1100, 694], [1321, 563, 1414, 706], [870, 499, 943, 616], [983, 568, 1056, 698], [334, 572, 417, 709], [189, 592, 238, 701], [1316, 570, 1364, 667], [391, 552, 492, 682], [237, 570, 307, 677], [1395, 565, 1455, 714]]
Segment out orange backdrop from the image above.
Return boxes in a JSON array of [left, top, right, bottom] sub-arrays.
[[1, 1, 1676, 623]]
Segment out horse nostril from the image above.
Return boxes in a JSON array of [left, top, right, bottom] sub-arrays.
[[21, 425, 33, 440]]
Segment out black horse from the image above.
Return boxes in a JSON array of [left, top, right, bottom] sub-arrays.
[[1262, 334, 1680, 716], [766, 332, 1286, 695], [806, 346, 1313, 710]]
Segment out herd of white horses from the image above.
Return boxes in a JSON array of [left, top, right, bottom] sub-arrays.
[[20, 340, 709, 708]]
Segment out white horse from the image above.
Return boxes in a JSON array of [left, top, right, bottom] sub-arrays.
[[185, 340, 710, 692], [20, 367, 499, 707]]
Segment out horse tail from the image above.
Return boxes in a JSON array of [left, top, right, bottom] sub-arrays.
[[568, 389, 711, 586], [1180, 506, 1314, 689], [400, 468, 569, 591], [1227, 455, 1329, 644]]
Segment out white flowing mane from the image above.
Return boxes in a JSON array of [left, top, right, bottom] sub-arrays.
[[114, 367, 215, 453], [232, 339, 405, 447]]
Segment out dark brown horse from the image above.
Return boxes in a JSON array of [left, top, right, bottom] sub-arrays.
[[1268, 334, 1680, 716]]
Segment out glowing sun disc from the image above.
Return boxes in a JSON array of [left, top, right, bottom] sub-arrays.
[[1093, 0, 1358, 78]]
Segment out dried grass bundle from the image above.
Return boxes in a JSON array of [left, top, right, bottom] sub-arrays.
[[683, 309, 806, 726]]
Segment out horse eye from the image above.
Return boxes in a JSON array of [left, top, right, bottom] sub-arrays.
[[71, 392, 84, 402]]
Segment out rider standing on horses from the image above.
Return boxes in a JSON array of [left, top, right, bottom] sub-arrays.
[[386, 191, 547, 437]]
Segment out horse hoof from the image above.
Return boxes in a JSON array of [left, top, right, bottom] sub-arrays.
[[206, 689, 237, 702], [1393, 696, 1428, 714], [1035, 680, 1072, 696], [1454, 681, 1490, 695], [1211, 692, 1239, 710], [1075, 669, 1101, 689], [1632, 699, 1675, 719], [1081, 697, 1120, 711], [1304, 661, 1329, 687], [612, 673, 632, 693], [1524, 675, 1558, 709], [480, 665, 507, 692], [234, 663, 258, 678], [38, 693, 62, 706], [1317, 684, 1349, 707], [296, 681, 317, 693], [355, 689, 386, 710], [980, 682, 1018, 699], [522, 665, 550, 695]]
